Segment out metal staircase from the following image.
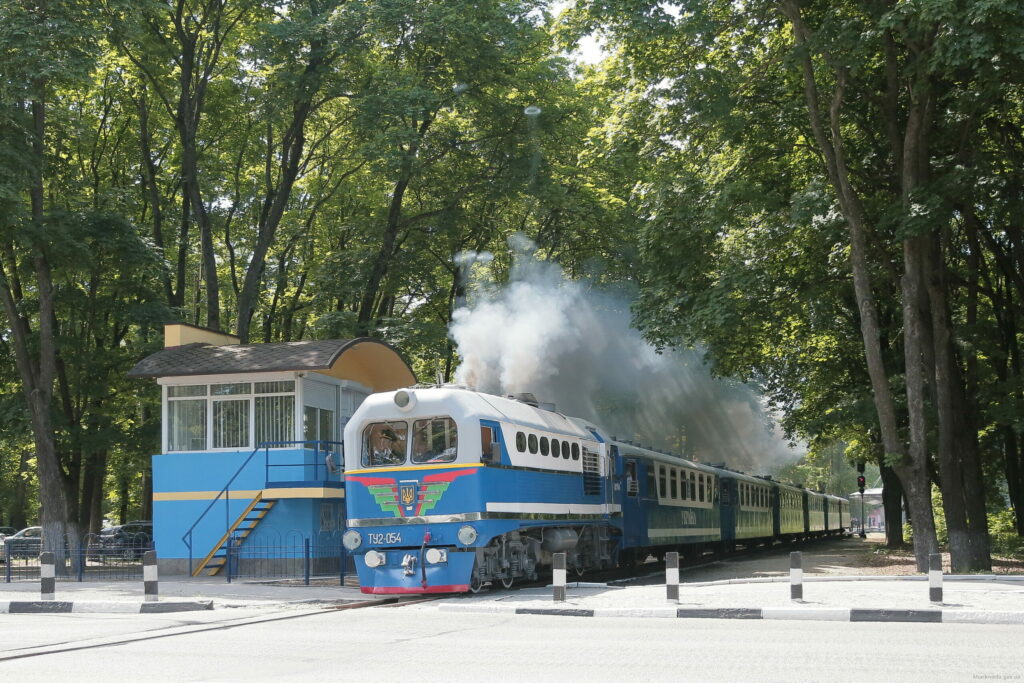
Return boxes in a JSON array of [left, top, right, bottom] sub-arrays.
[[192, 494, 277, 577], [181, 440, 343, 577]]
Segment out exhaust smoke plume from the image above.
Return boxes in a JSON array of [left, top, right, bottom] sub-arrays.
[[449, 236, 802, 473]]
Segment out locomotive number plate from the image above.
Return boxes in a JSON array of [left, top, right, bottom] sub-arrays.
[[368, 532, 402, 545]]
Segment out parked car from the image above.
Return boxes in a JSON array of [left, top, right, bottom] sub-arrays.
[[0, 526, 16, 540], [96, 521, 152, 559], [0, 526, 42, 559]]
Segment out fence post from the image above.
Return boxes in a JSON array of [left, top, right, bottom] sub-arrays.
[[929, 553, 943, 603], [790, 551, 803, 601], [40, 552, 55, 601], [4, 544, 10, 582], [304, 538, 311, 586], [226, 541, 233, 584], [552, 552, 566, 602], [666, 551, 680, 603], [76, 544, 85, 582], [144, 550, 159, 602]]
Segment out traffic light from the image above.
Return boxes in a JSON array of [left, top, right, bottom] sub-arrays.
[[856, 461, 865, 473], [857, 475, 866, 492]]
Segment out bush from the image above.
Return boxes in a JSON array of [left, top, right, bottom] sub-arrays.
[[988, 509, 1024, 558]]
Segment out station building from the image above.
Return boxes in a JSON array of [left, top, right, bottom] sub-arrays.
[[128, 323, 415, 575]]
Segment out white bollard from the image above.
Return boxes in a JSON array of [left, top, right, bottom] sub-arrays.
[[553, 553, 566, 602], [790, 551, 803, 601], [929, 553, 943, 603], [40, 552, 55, 601], [666, 552, 680, 603], [144, 550, 159, 602]]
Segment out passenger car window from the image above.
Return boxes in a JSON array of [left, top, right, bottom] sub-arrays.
[[540, 436, 549, 456], [516, 432, 526, 452], [528, 434, 538, 454], [562, 441, 571, 459], [361, 421, 408, 467]]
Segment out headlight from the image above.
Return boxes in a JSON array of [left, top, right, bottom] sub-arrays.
[[342, 530, 362, 550], [457, 525, 478, 546], [364, 550, 386, 568], [425, 548, 448, 564], [393, 389, 416, 411]]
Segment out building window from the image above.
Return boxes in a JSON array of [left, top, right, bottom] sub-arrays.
[[304, 406, 336, 443], [168, 398, 206, 451], [256, 395, 294, 446], [166, 379, 299, 452], [213, 399, 249, 448]]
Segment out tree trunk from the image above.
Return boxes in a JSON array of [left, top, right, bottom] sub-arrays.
[[924, 232, 990, 571], [880, 464, 905, 547], [780, 1, 937, 568]]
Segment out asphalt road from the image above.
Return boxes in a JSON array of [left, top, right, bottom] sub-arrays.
[[2, 604, 1022, 681]]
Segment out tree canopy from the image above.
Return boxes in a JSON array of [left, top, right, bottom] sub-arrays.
[[1, 0, 1022, 570]]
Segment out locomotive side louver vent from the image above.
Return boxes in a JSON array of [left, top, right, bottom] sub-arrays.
[[582, 449, 601, 496]]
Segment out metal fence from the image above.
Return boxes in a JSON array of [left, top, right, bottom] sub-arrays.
[[224, 535, 352, 585], [2, 533, 153, 583]]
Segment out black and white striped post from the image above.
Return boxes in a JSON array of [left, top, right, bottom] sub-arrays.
[[40, 552, 55, 601], [553, 552, 567, 602], [143, 550, 159, 602], [790, 551, 803, 601], [929, 553, 943, 603], [666, 551, 680, 603]]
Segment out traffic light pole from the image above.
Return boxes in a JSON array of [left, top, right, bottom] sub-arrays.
[[860, 491, 867, 538], [856, 462, 867, 539]]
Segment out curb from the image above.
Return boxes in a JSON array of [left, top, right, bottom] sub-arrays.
[[0, 600, 214, 614], [437, 602, 1024, 625]]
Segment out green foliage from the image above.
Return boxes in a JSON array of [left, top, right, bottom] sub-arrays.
[[988, 509, 1024, 558]]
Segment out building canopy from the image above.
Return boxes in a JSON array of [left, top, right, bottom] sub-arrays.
[[128, 324, 416, 392]]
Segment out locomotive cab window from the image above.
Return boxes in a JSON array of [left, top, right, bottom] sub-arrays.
[[362, 421, 408, 467], [411, 417, 458, 464]]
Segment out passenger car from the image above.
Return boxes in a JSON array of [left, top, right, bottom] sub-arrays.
[[0, 526, 42, 559], [96, 521, 153, 559]]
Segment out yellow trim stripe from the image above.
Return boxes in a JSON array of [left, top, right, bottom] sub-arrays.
[[345, 463, 485, 476], [154, 488, 344, 501]]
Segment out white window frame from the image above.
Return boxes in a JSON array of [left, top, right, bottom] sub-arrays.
[[160, 372, 298, 453]]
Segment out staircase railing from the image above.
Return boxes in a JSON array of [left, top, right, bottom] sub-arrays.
[[181, 440, 344, 576]]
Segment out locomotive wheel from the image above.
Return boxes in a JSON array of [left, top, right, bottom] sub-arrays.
[[574, 566, 585, 577], [500, 576, 513, 589], [469, 571, 484, 593]]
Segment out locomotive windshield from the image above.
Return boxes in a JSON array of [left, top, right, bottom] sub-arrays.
[[411, 417, 458, 464], [362, 421, 408, 467]]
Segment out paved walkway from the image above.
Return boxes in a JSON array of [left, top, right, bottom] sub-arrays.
[[0, 576, 372, 613], [2, 571, 1024, 623], [425, 574, 1024, 624]]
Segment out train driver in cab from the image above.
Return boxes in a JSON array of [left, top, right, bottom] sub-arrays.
[[364, 422, 407, 467]]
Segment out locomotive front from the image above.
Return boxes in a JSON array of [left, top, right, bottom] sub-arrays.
[[342, 387, 491, 593]]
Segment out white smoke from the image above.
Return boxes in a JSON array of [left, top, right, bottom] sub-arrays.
[[449, 235, 803, 473]]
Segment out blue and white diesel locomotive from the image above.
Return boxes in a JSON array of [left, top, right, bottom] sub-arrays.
[[341, 386, 849, 594]]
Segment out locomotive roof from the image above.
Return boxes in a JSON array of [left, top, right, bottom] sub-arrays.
[[354, 386, 595, 440]]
